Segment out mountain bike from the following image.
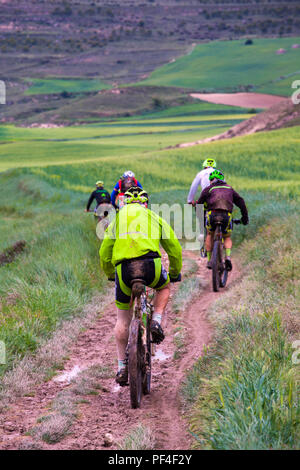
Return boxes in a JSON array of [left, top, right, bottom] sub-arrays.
[[126, 280, 154, 409], [211, 218, 241, 292]]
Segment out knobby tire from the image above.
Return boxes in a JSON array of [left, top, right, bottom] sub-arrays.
[[212, 240, 221, 292], [142, 313, 151, 395], [128, 319, 143, 409]]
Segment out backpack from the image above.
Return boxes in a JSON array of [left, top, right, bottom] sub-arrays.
[[119, 177, 138, 193]]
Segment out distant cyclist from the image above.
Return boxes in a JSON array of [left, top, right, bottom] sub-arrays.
[[111, 171, 143, 209], [197, 170, 249, 271], [85, 181, 111, 214], [188, 158, 217, 255], [100, 186, 182, 386], [187, 158, 217, 206]]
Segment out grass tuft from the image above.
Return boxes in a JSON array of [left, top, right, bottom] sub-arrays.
[[182, 213, 300, 450], [119, 424, 156, 450]]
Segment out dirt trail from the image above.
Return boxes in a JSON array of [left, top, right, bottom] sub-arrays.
[[0, 251, 240, 450]]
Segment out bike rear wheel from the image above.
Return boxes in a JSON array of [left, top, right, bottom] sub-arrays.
[[142, 314, 152, 395], [212, 240, 221, 292], [128, 319, 144, 408]]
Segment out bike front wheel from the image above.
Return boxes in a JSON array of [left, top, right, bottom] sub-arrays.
[[220, 265, 228, 288]]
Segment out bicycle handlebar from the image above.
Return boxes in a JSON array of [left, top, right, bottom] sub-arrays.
[[232, 219, 241, 225]]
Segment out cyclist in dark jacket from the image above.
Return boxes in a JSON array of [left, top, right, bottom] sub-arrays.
[[85, 181, 111, 212], [197, 170, 248, 271]]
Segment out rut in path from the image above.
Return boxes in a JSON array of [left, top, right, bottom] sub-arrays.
[[0, 251, 240, 450]]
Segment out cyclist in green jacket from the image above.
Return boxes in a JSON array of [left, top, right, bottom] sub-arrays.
[[100, 186, 182, 386]]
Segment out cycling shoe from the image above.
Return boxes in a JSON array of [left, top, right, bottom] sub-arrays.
[[225, 258, 232, 271], [115, 367, 128, 386], [150, 320, 165, 344]]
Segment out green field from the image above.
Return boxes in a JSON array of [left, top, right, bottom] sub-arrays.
[[24, 78, 112, 95], [5, 125, 296, 198], [0, 103, 251, 171], [138, 37, 300, 96]]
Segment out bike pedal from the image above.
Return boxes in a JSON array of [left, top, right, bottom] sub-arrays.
[[116, 379, 129, 387]]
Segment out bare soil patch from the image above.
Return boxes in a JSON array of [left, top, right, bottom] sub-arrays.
[[0, 241, 26, 267], [191, 92, 285, 109]]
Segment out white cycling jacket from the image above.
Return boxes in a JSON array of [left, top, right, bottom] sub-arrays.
[[187, 167, 214, 203]]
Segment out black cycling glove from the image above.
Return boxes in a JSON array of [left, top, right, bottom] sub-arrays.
[[241, 215, 249, 226]]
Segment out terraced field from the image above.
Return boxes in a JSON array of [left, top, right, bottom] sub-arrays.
[[24, 78, 111, 95], [0, 103, 251, 171]]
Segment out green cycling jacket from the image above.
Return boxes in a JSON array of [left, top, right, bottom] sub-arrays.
[[99, 203, 182, 279]]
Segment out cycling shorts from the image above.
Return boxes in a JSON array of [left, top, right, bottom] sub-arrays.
[[115, 256, 169, 310], [206, 210, 232, 236]]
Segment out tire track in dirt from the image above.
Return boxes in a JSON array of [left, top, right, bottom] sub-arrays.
[[0, 251, 241, 450]]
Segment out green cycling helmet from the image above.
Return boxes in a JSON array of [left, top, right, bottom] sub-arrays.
[[209, 169, 224, 181], [203, 158, 216, 168], [124, 186, 149, 205]]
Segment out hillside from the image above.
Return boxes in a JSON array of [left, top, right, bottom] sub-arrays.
[[221, 97, 300, 135], [1, 1, 300, 82], [1, 1, 300, 124], [177, 98, 300, 147], [139, 37, 300, 95]]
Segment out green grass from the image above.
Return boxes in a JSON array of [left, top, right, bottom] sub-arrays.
[[0, 172, 106, 374], [186, 312, 299, 449], [138, 37, 300, 96], [15, 125, 298, 201], [182, 212, 300, 450], [0, 107, 251, 171], [24, 77, 111, 95], [257, 74, 300, 96], [130, 101, 255, 119], [119, 424, 156, 450]]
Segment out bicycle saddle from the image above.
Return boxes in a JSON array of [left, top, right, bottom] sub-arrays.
[[131, 279, 145, 298]]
